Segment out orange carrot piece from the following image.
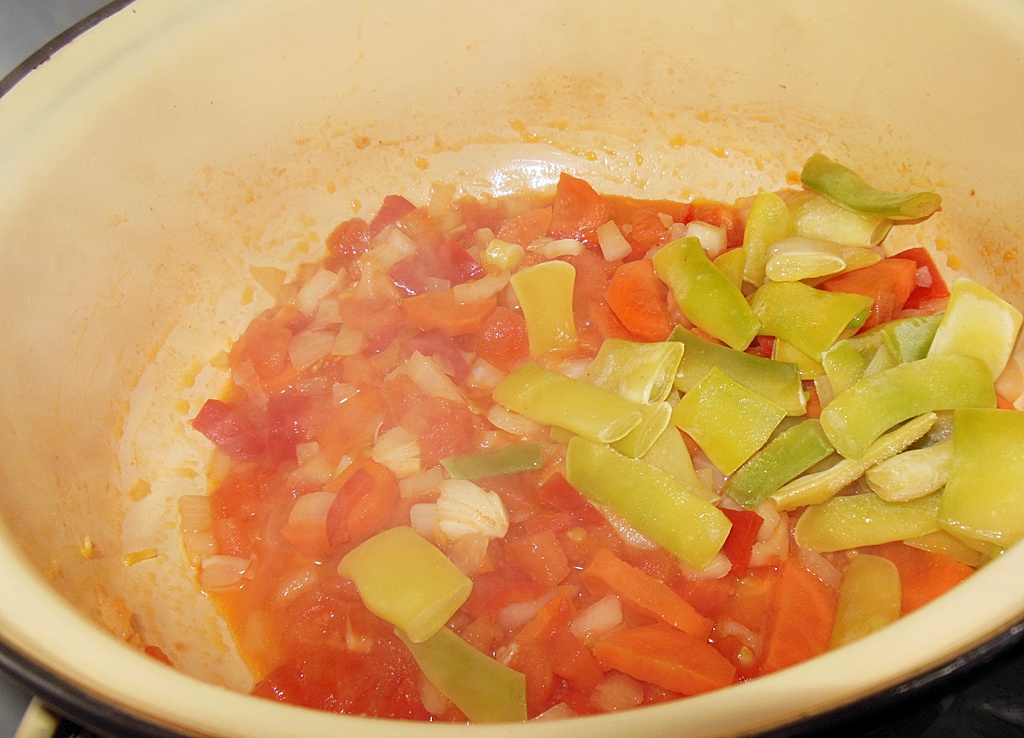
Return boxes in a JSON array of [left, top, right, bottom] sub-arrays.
[[593, 623, 736, 696], [606, 260, 674, 342], [876, 542, 974, 615], [760, 559, 837, 675], [582, 548, 713, 639], [400, 290, 497, 337]]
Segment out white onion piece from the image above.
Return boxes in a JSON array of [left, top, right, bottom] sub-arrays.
[[996, 357, 1024, 404], [797, 547, 843, 592], [465, 358, 505, 391], [754, 500, 780, 543], [678, 551, 732, 580], [287, 450, 336, 491], [178, 495, 217, 566], [592, 674, 644, 712], [275, 564, 322, 605], [685, 220, 728, 260], [409, 502, 440, 540], [570, 594, 622, 646], [749, 510, 790, 568], [532, 703, 577, 721], [436, 479, 510, 540], [496, 591, 559, 630], [453, 271, 510, 304], [331, 326, 366, 357], [398, 465, 445, 498], [199, 555, 252, 590], [285, 491, 335, 530], [596, 221, 633, 262], [407, 351, 464, 403], [533, 238, 584, 258], [418, 673, 452, 718], [446, 533, 491, 577], [296, 268, 339, 316], [486, 405, 543, 438], [363, 225, 417, 271], [288, 329, 335, 370], [371, 426, 423, 479]]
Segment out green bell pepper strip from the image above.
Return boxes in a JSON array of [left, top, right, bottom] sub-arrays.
[[771, 338, 824, 380], [670, 367, 787, 475], [822, 339, 870, 396], [509, 260, 577, 354], [653, 237, 761, 351], [749, 280, 873, 361], [772, 412, 937, 511], [765, 236, 846, 282], [819, 354, 996, 459], [794, 490, 942, 553], [641, 426, 718, 503], [492, 363, 642, 443], [842, 312, 944, 367], [940, 408, 1024, 548], [927, 278, 1023, 381], [565, 436, 731, 570], [610, 401, 672, 459], [742, 191, 798, 285], [829, 554, 902, 649], [800, 153, 942, 220], [441, 443, 545, 481], [864, 437, 952, 502], [786, 189, 892, 247], [337, 527, 472, 643], [397, 627, 527, 723], [669, 326, 806, 416], [583, 338, 684, 405], [723, 419, 834, 509]]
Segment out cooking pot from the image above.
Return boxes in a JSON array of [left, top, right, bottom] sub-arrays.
[[1, 0, 1024, 735]]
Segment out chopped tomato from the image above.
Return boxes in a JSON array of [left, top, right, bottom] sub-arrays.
[[875, 542, 974, 614], [496, 207, 552, 247], [192, 399, 266, 462], [326, 460, 400, 547], [548, 173, 611, 239], [230, 316, 293, 385], [474, 305, 529, 372], [536, 473, 605, 527], [367, 194, 417, 238], [898, 246, 952, 310], [506, 529, 571, 587], [401, 289, 497, 337], [821, 257, 918, 331], [606, 260, 674, 342], [400, 329, 471, 383], [401, 396, 475, 466], [624, 209, 671, 260], [720, 508, 763, 574], [325, 217, 371, 266]]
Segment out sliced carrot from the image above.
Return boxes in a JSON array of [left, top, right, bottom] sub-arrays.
[[593, 623, 736, 696], [582, 548, 713, 639], [548, 173, 611, 239], [400, 289, 497, 337], [821, 257, 918, 331], [606, 260, 674, 342], [550, 629, 605, 693], [760, 559, 837, 675], [875, 542, 974, 615]]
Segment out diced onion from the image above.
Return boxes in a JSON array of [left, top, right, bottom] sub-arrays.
[[446, 533, 491, 576], [419, 673, 452, 718], [398, 465, 445, 498], [465, 358, 505, 391], [533, 703, 577, 721], [296, 268, 339, 316], [332, 326, 367, 356], [453, 271, 511, 303], [592, 674, 644, 712], [570, 594, 623, 646], [482, 239, 525, 272], [915, 265, 933, 288], [749, 510, 790, 568], [355, 262, 403, 301], [996, 357, 1024, 404], [685, 220, 728, 260], [288, 329, 335, 370], [199, 555, 252, 590], [436, 479, 510, 539], [178, 495, 217, 566], [532, 238, 585, 258], [496, 591, 559, 630], [371, 426, 423, 479], [486, 405, 543, 438], [287, 449, 337, 491], [596, 221, 633, 262], [332, 382, 359, 403], [275, 564, 322, 605], [286, 491, 336, 529], [678, 551, 732, 580], [409, 502, 440, 540], [797, 547, 842, 592], [407, 351, 464, 403], [363, 226, 417, 271]]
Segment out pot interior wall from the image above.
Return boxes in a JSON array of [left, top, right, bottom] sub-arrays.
[[0, 0, 1022, 735]]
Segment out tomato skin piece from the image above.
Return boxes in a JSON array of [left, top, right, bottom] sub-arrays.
[[325, 217, 371, 265], [720, 507, 764, 574], [326, 460, 400, 547], [548, 173, 611, 239], [192, 399, 266, 461], [368, 194, 417, 238], [898, 246, 952, 310]]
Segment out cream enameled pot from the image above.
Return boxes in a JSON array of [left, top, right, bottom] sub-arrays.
[[1, 1, 1024, 735]]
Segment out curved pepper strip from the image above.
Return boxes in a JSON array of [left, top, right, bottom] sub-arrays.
[[794, 491, 942, 553], [566, 437, 731, 570], [742, 191, 797, 285], [820, 354, 996, 459], [800, 153, 942, 220], [653, 237, 760, 351], [584, 338, 684, 405]]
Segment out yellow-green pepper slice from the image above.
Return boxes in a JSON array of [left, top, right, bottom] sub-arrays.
[[800, 153, 942, 220]]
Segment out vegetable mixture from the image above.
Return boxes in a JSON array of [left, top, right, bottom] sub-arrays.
[[186, 154, 1024, 722]]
